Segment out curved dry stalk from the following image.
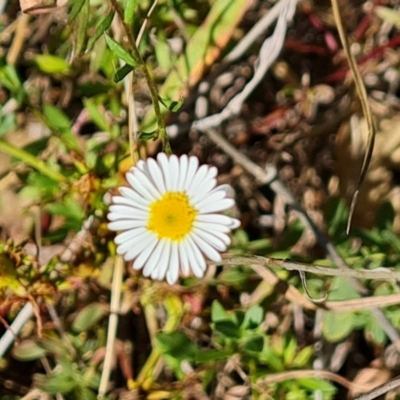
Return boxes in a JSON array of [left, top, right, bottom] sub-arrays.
[[354, 375, 400, 400], [256, 369, 365, 392], [221, 254, 400, 281], [330, 0, 376, 233]]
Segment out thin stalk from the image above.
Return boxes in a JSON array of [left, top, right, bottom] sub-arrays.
[[0, 139, 67, 182], [109, 0, 171, 155]]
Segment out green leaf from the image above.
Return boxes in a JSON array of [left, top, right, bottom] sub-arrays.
[[292, 346, 314, 367], [0, 113, 17, 137], [242, 335, 264, 353], [124, 0, 137, 23], [158, 96, 184, 112], [72, 303, 108, 332], [138, 130, 159, 141], [327, 277, 360, 301], [242, 305, 263, 330], [156, 331, 198, 361], [45, 198, 84, 230], [104, 34, 138, 67], [322, 311, 363, 342], [34, 55, 71, 74], [114, 64, 134, 83], [68, 0, 86, 22], [83, 98, 110, 132], [43, 105, 71, 131], [87, 11, 115, 50], [12, 339, 47, 361], [214, 321, 240, 339], [211, 300, 230, 322], [195, 349, 232, 363], [35, 372, 77, 394], [0, 64, 22, 93], [73, 0, 89, 57]]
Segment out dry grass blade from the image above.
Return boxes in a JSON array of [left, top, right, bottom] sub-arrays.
[[330, 0, 376, 233]]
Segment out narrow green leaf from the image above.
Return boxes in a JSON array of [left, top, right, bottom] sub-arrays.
[[43, 105, 71, 131], [83, 98, 110, 132], [114, 63, 134, 82], [34, 55, 70, 74], [72, 303, 108, 332], [12, 340, 47, 361], [73, 0, 89, 56], [124, 0, 137, 24], [104, 34, 138, 66], [35, 372, 77, 394], [69, 0, 86, 22], [87, 11, 115, 50], [138, 130, 159, 141]]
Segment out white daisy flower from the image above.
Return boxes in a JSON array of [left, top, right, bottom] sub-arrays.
[[108, 153, 240, 285]]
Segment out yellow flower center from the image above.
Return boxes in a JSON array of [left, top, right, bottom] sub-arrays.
[[147, 192, 197, 241]]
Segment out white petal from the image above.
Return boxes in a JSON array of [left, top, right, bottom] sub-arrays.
[[191, 232, 223, 262], [124, 232, 155, 262], [178, 239, 190, 276], [114, 227, 147, 245], [166, 242, 179, 284], [133, 236, 158, 270], [135, 160, 146, 171], [147, 158, 166, 194], [157, 153, 172, 191], [168, 155, 179, 192], [177, 155, 188, 191], [126, 171, 156, 202], [229, 218, 241, 229], [194, 221, 231, 233], [193, 228, 229, 251], [186, 235, 207, 278], [194, 190, 227, 209], [183, 156, 199, 189], [109, 205, 148, 220], [198, 198, 234, 214], [152, 240, 171, 280], [118, 187, 149, 208], [143, 239, 166, 277], [108, 219, 147, 231], [186, 165, 208, 198], [111, 196, 136, 208], [117, 230, 153, 257], [192, 178, 216, 203], [196, 213, 238, 227], [133, 168, 161, 199]]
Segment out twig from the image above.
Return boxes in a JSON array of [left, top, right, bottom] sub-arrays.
[[224, 0, 298, 64], [354, 375, 400, 400], [257, 369, 365, 392], [222, 255, 400, 280], [201, 125, 400, 345], [98, 255, 124, 399], [189, 0, 297, 133], [167, 0, 297, 137], [0, 217, 94, 357], [0, 302, 34, 358]]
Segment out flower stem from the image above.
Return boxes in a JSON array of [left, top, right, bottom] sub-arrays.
[[109, 0, 172, 155]]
